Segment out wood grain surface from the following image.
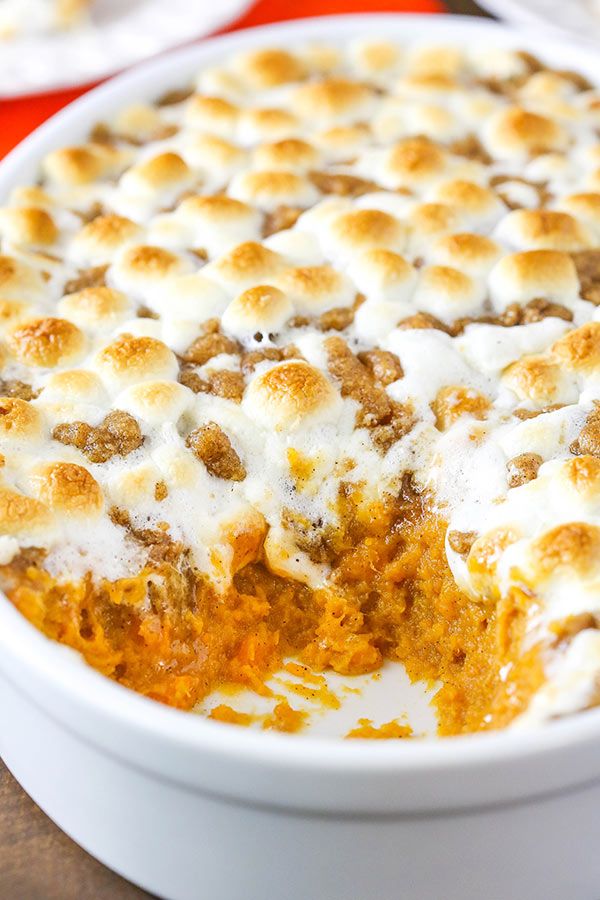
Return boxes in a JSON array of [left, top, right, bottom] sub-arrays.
[[0, 759, 152, 899], [0, 3, 492, 898]]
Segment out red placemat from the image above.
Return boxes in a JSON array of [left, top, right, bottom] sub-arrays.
[[1, 0, 444, 160]]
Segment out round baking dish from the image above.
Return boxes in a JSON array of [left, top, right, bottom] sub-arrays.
[[1, 14, 600, 900]]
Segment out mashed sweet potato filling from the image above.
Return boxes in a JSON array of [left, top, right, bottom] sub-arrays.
[[0, 485, 545, 736]]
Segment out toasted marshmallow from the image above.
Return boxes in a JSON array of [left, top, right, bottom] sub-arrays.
[[552, 322, 600, 373], [244, 359, 340, 431], [0, 397, 42, 443], [228, 170, 320, 212], [0, 484, 50, 537], [94, 333, 178, 391], [291, 78, 375, 126], [110, 245, 193, 298], [429, 180, 505, 231], [408, 202, 461, 255], [184, 95, 240, 138], [30, 461, 103, 517], [406, 44, 465, 78], [42, 369, 107, 405], [148, 273, 229, 322], [275, 265, 354, 314], [111, 103, 164, 141], [0, 255, 45, 301], [222, 285, 293, 339], [181, 135, 247, 184], [116, 152, 194, 217], [115, 380, 192, 427], [349, 39, 402, 76], [313, 125, 371, 162], [489, 250, 580, 312], [502, 354, 578, 404], [348, 249, 417, 303], [0, 206, 58, 248], [58, 286, 132, 331], [253, 138, 321, 172], [232, 48, 306, 89], [238, 108, 300, 145], [556, 193, 600, 239], [495, 209, 593, 252], [204, 241, 285, 293], [42, 143, 128, 186], [69, 214, 143, 266], [413, 265, 484, 321], [381, 136, 447, 190], [170, 194, 262, 256], [429, 233, 502, 277], [483, 107, 568, 160], [8, 317, 85, 368], [323, 208, 407, 264]]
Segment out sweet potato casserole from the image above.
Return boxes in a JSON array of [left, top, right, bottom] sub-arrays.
[[1, 37, 600, 735]]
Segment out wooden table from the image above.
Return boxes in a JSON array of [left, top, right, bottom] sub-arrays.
[[0, 1, 491, 897]]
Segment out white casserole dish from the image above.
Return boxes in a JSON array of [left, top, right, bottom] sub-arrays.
[[1, 14, 600, 899]]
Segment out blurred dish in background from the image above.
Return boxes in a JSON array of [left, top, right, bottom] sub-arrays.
[[0, 0, 252, 98], [479, 0, 600, 44], [0, 0, 90, 39]]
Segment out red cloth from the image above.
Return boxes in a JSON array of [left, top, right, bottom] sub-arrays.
[[1, 0, 443, 159]]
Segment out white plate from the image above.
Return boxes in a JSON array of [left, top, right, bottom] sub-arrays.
[[479, 0, 600, 45], [0, 0, 252, 98]]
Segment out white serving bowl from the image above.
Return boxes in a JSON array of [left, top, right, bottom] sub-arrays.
[[2, 15, 600, 900]]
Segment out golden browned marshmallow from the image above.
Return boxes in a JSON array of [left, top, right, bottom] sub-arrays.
[[228, 170, 319, 212], [520, 71, 578, 101], [185, 95, 240, 138], [489, 250, 579, 311], [0, 299, 33, 335], [232, 48, 306, 88], [0, 254, 45, 301], [557, 193, 600, 238], [111, 103, 163, 141], [175, 194, 262, 254], [221, 285, 294, 339], [430, 233, 502, 277], [502, 354, 576, 404], [300, 43, 342, 74], [42, 369, 107, 404], [384, 136, 447, 189], [30, 461, 103, 517], [0, 484, 50, 536], [119, 151, 192, 194], [244, 359, 340, 431], [8, 317, 85, 368], [206, 241, 285, 292], [313, 124, 371, 161], [115, 380, 192, 427], [496, 209, 593, 252], [406, 44, 464, 78], [0, 206, 58, 248], [184, 135, 246, 177], [326, 208, 407, 262], [561, 455, 600, 501], [0, 397, 42, 442], [70, 214, 143, 266], [9, 186, 55, 209], [467, 526, 521, 597], [409, 203, 461, 252], [110, 244, 191, 295], [291, 78, 374, 125], [413, 265, 483, 319], [483, 106, 568, 160], [238, 107, 300, 143], [350, 39, 402, 75], [348, 249, 417, 303], [275, 264, 354, 314], [58, 286, 132, 331], [95, 333, 178, 390], [42, 143, 128, 186], [253, 138, 320, 172], [529, 522, 600, 581], [430, 180, 504, 228], [551, 322, 600, 373]]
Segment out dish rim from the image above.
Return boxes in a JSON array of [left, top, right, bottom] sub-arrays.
[[2, 11, 600, 778]]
